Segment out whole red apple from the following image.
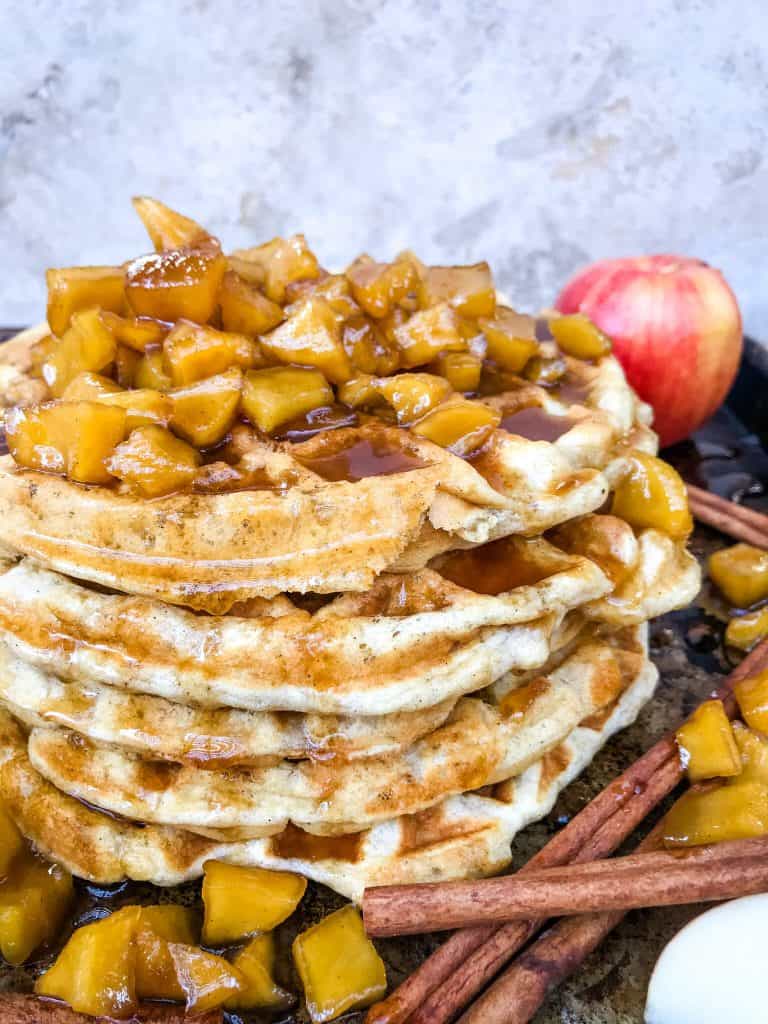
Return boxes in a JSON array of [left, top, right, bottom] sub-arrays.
[[554, 255, 743, 447]]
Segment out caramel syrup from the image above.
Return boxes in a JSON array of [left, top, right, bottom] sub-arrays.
[[296, 437, 427, 482], [436, 538, 553, 595], [500, 405, 576, 442], [274, 404, 359, 443], [271, 822, 364, 863], [554, 372, 593, 406]]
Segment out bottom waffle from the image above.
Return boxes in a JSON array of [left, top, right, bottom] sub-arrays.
[[0, 625, 656, 901]]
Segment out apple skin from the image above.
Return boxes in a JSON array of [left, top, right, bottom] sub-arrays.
[[555, 255, 743, 448]]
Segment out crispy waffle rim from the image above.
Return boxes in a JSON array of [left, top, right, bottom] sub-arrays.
[[0, 624, 656, 901], [0, 520, 698, 717], [0, 331, 656, 609], [22, 624, 651, 836]]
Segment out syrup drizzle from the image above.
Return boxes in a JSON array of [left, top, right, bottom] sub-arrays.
[[499, 405, 576, 442], [296, 438, 427, 482], [436, 538, 554, 595]]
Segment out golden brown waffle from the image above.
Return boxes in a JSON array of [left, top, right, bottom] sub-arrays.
[[0, 343, 655, 609], [0, 324, 48, 416], [0, 625, 655, 899]]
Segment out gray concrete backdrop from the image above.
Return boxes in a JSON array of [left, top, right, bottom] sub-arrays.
[[1, 0, 767, 336]]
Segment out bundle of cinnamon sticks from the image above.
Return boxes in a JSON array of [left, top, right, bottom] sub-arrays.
[[363, 631, 768, 1024], [687, 484, 768, 549]]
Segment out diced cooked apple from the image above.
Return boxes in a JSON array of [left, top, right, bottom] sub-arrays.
[[132, 196, 212, 252], [106, 425, 202, 497], [97, 389, 172, 430], [610, 452, 693, 539], [35, 905, 140, 1018], [709, 543, 768, 608], [732, 723, 768, 785], [230, 235, 321, 304], [260, 296, 352, 383], [432, 351, 482, 392], [170, 368, 242, 447], [242, 367, 333, 434], [337, 374, 384, 409], [675, 700, 741, 782], [726, 607, 768, 651], [125, 244, 227, 323], [100, 311, 170, 352], [168, 943, 246, 1012], [62, 372, 124, 401], [292, 905, 386, 1023], [6, 401, 128, 484], [163, 320, 260, 386], [135, 905, 198, 1002], [28, 334, 58, 379], [46, 266, 125, 338], [418, 263, 496, 318], [303, 274, 360, 320], [346, 256, 419, 319], [219, 271, 285, 336], [663, 781, 768, 847], [226, 932, 294, 1011], [342, 315, 399, 376], [373, 373, 452, 425], [522, 354, 568, 387], [0, 852, 74, 965], [134, 349, 173, 391], [393, 302, 466, 368], [479, 308, 539, 372], [116, 345, 141, 388], [0, 804, 22, 878], [734, 667, 768, 734], [410, 397, 500, 456], [201, 861, 307, 944], [42, 308, 118, 397], [549, 314, 612, 360]]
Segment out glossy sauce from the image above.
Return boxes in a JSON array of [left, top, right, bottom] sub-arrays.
[[554, 372, 593, 406], [271, 823, 364, 863], [436, 538, 554, 595], [296, 438, 427, 482], [499, 677, 549, 720], [500, 405, 576, 442], [274, 404, 359, 443]]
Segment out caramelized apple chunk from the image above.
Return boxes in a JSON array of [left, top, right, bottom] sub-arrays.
[[304, 274, 360, 320], [169, 943, 246, 1012], [410, 397, 500, 456], [433, 351, 482, 392], [479, 308, 539, 372], [46, 266, 125, 337], [135, 905, 198, 1002], [663, 781, 768, 847], [202, 861, 307, 944], [0, 804, 22, 878], [134, 349, 173, 391], [732, 723, 768, 784], [132, 196, 212, 252], [373, 373, 452, 425], [394, 302, 466, 368], [734, 667, 768, 734], [62, 371, 124, 400], [293, 905, 386, 1023], [549, 313, 612, 360], [418, 263, 496, 318], [125, 245, 227, 323], [231, 235, 321, 304], [523, 354, 568, 387], [342, 315, 399, 376], [115, 345, 141, 388], [100, 311, 170, 351], [35, 905, 140, 1018], [0, 852, 74, 965], [242, 367, 333, 434], [675, 700, 741, 782], [346, 255, 419, 319], [43, 308, 118, 397], [726, 607, 768, 651], [226, 932, 294, 1011], [709, 543, 768, 608], [219, 270, 285, 336], [338, 374, 385, 409], [6, 401, 128, 484], [163, 320, 260, 385], [610, 452, 693, 539], [170, 368, 242, 447], [260, 296, 352, 383], [107, 425, 201, 497]]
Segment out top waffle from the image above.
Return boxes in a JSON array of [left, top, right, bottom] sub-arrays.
[[0, 198, 667, 609]]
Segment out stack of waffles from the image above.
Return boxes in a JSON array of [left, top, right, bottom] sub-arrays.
[[0, 201, 700, 901]]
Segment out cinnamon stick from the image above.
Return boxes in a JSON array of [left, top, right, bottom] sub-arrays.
[[688, 484, 768, 548], [456, 827, 663, 1024], [364, 637, 768, 1024], [0, 995, 221, 1023]]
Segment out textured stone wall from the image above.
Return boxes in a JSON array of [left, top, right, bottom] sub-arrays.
[[1, 0, 767, 336]]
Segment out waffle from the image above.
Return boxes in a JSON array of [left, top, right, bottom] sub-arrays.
[[0, 519, 697, 716], [0, 625, 656, 899], [0, 347, 655, 611], [0, 323, 48, 416]]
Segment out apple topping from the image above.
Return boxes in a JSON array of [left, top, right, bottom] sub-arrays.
[[410, 397, 501, 456], [432, 350, 482, 392], [726, 607, 768, 651], [479, 307, 539, 372], [202, 861, 307, 944], [675, 700, 741, 782], [226, 932, 294, 1011], [106, 425, 202, 497], [125, 244, 227, 323], [611, 452, 693, 539], [418, 262, 496, 318], [219, 270, 285, 335], [46, 266, 125, 338], [549, 313, 612, 360], [709, 543, 768, 608]]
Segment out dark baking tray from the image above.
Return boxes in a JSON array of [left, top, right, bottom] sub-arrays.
[[0, 328, 765, 1024]]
